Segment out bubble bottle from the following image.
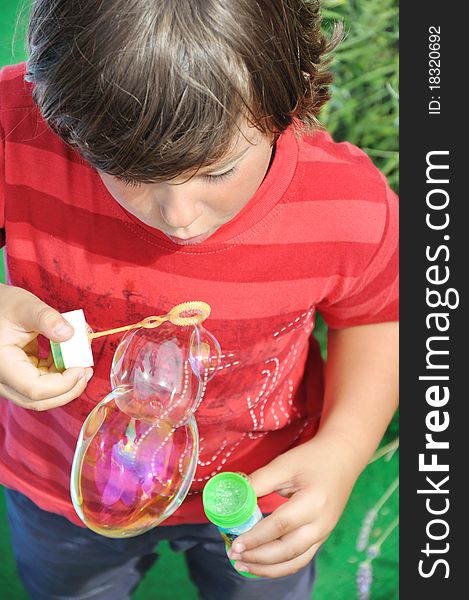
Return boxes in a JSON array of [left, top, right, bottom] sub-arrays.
[[202, 472, 263, 578], [51, 302, 220, 538]]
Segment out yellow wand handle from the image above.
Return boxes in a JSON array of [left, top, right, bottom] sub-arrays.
[[88, 316, 167, 341], [87, 301, 211, 342]]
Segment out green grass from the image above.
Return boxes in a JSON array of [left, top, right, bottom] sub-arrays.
[[0, 1, 398, 598], [321, 0, 399, 193]]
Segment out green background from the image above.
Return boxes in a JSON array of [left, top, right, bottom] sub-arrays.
[[0, 1, 398, 598]]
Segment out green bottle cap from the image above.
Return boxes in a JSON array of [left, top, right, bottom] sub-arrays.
[[50, 340, 66, 372], [202, 472, 257, 528]]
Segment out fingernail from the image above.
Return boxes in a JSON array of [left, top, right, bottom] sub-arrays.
[[53, 323, 72, 338], [233, 542, 245, 553], [235, 562, 249, 573], [230, 552, 242, 560]]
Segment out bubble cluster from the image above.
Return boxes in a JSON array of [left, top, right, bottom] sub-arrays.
[[71, 310, 220, 538]]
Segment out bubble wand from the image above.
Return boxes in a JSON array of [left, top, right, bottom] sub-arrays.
[[50, 301, 212, 372]]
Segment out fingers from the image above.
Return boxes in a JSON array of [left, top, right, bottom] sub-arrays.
[[248, 456, 290, 498], [233, 491, 318, 551], [227, 490, 334, 577], [1, 287, 74, 344], [0, 286, 91, 409], [248, 445, 311, 499], [230, 523, 318, 566], [17, 303, 74, 342], [233, 541, 322, 579], [0, 369, 92, 411], [0, 345, 93, 410]]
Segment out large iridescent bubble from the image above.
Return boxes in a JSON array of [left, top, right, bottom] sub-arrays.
[[70, 302, 221, 538]]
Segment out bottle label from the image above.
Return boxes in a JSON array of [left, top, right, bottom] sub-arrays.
[[217, 506, 263, 549]]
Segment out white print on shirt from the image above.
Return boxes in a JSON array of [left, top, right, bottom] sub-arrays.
[[189, 307, 317, 485]]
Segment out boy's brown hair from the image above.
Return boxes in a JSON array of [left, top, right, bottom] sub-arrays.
[[26, 0, 339, 183]]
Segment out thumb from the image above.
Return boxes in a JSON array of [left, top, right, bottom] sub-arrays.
[[247, 457, 291, 499], [16, 299, 74, 343]]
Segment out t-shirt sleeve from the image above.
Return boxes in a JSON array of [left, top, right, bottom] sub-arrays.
[[317, 177, 399, 329], [0, 71, 5, 249], [0, 99, 5, 248], [1, 114, 5, 249]]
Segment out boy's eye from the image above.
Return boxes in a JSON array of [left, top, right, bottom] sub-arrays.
[[202, 165, 238, 184]]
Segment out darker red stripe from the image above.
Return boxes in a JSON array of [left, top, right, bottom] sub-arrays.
[[6, 254, 318, 349], [331, 244, 398, 309], [7, 186, 376, 281]]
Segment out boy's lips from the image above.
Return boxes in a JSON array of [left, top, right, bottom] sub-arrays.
[[166, 231, 212, 245]]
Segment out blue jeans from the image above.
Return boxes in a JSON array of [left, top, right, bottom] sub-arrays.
[[4, 488, 316, 600]]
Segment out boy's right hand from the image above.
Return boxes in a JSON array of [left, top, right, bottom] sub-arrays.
[[0, 284, 93, 411]]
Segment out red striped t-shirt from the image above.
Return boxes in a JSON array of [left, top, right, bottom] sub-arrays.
[[0, 62, 398, 526]]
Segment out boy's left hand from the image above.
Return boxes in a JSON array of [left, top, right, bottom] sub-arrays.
[[227, 433, 363, 578]]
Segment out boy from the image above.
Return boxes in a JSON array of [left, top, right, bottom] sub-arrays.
[[0, 1, 398, 598]]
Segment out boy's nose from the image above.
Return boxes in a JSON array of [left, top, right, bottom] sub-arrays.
[[159, 197, 203, 229]]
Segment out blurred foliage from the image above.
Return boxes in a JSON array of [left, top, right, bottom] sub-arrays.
[[320, 0, 399, 193]]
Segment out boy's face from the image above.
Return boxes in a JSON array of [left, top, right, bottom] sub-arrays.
[[98, 125, 274, 245]]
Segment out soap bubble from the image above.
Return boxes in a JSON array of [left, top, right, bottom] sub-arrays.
[[189, 324, 222, 384], [71, 304, 221, 538], [111, 321, 221, 426], [71, 385, 198, 538]]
